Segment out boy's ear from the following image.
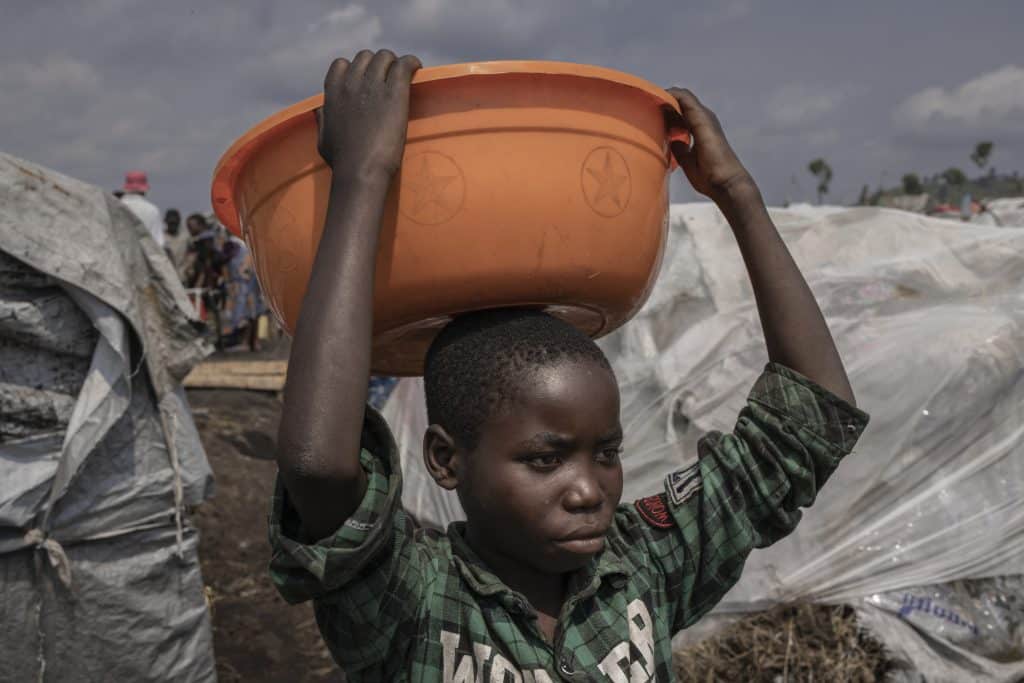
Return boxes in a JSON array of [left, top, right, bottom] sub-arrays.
[[423, 424, 461, 491]]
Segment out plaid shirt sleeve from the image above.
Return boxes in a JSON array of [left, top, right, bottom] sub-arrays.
[[626, 362, 869, 631], [268, 405, 428, 675]]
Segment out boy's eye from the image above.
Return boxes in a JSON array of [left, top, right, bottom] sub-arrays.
[[597, 447, 623, 464], [525, 453, 562, 469]]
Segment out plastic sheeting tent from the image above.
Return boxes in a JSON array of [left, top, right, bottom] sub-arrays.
[[0, 154, 216, 681], [974, 197, 1024, 228], [383, 202, 1024, 682]]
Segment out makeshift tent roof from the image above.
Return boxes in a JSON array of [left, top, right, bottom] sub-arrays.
[[383, 202, 1024, 682]]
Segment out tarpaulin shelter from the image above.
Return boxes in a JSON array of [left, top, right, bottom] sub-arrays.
[[973, 197, 1024, 227], [383, 203, 1024, 682], [0, 154, 215, 681]]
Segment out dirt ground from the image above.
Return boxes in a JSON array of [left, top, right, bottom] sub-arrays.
[[188, 387, 344, 683]]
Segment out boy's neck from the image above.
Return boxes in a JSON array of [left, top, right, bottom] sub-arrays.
[[464, 525, 568, 619]]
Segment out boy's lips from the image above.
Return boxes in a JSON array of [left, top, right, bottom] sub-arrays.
[[554, 535, 606, 554], [554, 528, 607, 554]]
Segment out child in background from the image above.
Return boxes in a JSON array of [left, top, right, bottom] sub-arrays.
[[268, 50, 868, 681]]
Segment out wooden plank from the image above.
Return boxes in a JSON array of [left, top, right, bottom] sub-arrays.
[[184, 359, 287, 391]]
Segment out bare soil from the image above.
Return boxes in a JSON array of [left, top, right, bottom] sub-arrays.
[[188, 387, 344, 683]]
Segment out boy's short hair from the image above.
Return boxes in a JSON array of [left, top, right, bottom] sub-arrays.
[[423, 308, 613, 449]]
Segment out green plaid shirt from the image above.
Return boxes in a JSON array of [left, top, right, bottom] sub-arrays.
[[269, 363, 868, 681]]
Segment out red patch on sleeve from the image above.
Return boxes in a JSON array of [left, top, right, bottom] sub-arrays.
[[635, 494, 674, 529]]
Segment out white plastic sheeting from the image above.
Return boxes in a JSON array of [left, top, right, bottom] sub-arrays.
[[0, 154, 215, 682], [861, 577, 1024, 682], [383, 202, 1024, 681], [975, 197, 1024, 228]]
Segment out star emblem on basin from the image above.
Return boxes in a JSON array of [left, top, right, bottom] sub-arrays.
[[581, 146, 631, 217], [400, 151, 466, 225]]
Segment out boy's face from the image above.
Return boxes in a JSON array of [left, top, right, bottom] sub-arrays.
[[457, 359, 624, 575]]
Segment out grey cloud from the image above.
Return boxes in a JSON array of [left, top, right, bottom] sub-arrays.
[[249, 4, 385, 104], [699, 0, 755, 28], [764, 83, 856, 130], [894, 65, 1024, 142], [1, 0, 1021, 213]]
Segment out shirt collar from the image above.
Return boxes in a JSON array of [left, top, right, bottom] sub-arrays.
[[446, 522, 629, 614]]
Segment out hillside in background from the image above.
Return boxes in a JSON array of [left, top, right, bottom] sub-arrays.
[[867, 170, 1023, 208]]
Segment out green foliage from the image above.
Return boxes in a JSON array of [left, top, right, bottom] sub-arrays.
[[857, 185, 870, 205], [901, 173, 923, 195], [942, 167, 967, 186], [873, 166, 1021, 208], [970, 141, 993, 169], [808, 158, 833, 204]]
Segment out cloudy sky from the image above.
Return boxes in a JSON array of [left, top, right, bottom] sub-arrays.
[[3, 0, 1022, 213]]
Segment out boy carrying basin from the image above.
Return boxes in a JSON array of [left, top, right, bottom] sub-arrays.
[[268, 50, 868, 682]]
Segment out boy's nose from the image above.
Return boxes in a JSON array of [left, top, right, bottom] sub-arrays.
[[563, 468, 605, 512]]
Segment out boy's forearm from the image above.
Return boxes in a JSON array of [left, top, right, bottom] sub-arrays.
[[716, 178, 856, 405], [276, 171, 391, 535]]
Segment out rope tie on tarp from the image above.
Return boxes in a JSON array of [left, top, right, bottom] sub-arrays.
[[22, 514, 181, 682], [24, 528, 69, 682], [158, 406, 186, 560], [23, 528, 72, 589]]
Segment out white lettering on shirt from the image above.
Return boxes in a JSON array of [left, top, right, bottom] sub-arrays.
[[628, 598, 655, 679], [597, 642, 632, 683], [473, 642, 492, 683], [490, 653, 523, 682], [441, 630, 548, 683], [597, 599, 655, 682], [441, 630, 475, 683], [440, 599, 655, 683]]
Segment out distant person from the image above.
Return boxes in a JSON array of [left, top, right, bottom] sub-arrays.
[[186, 213, 227, 345], [119, 170, 164, 248], [185, 213, 222, 289], [163, 208, 190, 280], [219, 234, 267, 351]]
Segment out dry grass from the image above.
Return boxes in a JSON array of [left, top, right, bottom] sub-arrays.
[[674, 604, 891, 682]]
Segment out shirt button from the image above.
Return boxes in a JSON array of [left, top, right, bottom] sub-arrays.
[[559, 657, 574, 676]]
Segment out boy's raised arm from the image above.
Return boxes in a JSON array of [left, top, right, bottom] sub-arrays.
[[665, 88, 856, 406], [276, 50, 421, 540]]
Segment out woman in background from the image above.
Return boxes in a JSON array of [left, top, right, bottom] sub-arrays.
[[220, 233, 267, 351]]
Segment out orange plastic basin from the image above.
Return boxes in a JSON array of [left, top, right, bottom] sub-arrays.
[[212, 61, 686, 375]]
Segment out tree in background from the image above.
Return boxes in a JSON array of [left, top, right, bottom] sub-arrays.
[[857, 184, 870, 205], [808, 158, 833, 204], [942, 167, 967, 187], [970, 141, 993, 170], [902, 173, 923, 195]]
